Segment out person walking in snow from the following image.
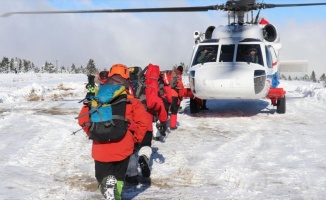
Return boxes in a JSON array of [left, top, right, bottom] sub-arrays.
[[169, 65, 185, 130], [125, 64, 168, 184], [77, 64, 148, 200]]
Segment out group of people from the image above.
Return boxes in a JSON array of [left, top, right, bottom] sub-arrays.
[[77, 64, 184, 200]]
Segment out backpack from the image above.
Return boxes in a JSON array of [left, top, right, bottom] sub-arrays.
[[85, 84, 129, 142], [169, 70, 179, 89], [130, 67, 146, 107], [134, 64, 161, 110], [161, 70, 172, 86]]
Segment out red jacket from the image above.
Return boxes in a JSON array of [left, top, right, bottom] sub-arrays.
[[143, 64, 168, 124], [78, 94, 148, 162]]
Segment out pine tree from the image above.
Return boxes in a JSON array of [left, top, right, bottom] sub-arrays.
[[43, 61, 49, 73], [280, 74, 287, 80], [34, 66, 40, 73], [79, 65, 84, 74], [0, 57, 9, 73], [48, 62, 57, 73], [70, 63, 76, 74], [10, 58, 14, 72], [319, 73, 326, 82], [303, 74, 310, 81], [23, 60, 31, 72], [18, 59, 23, 72], [310, 71, 317, 82], [86, 59, 97, 74]]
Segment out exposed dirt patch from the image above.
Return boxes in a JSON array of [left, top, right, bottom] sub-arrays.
[[26, 89, 44, 101], [66, 175, 98, 192], [35, 107, 79, 115], [50, 93, 76, 101]]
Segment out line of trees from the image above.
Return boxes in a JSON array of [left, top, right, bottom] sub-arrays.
[[0, 57, 98, 74], [1, 56, 324, 83], [280, 70, 326, 83]]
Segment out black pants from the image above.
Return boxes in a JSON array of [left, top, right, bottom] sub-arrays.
[[140, 131, 153, 147], [170, 96, 179, 114], [95, 156, 130, 183]]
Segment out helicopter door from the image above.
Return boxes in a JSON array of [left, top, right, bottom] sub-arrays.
[[219, 45, 235, 62]]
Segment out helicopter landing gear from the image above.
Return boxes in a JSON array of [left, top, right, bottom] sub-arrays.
[[276, 96, 286, 114], [190, 97, 201, 114], [266, 88, 286, 114]]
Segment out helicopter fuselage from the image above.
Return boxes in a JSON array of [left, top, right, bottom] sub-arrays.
[[188, 23, 280, 100]]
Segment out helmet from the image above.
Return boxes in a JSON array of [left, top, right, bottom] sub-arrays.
[[177, 65, 183, 73], [108, 64, 129, 79], [98, 70, 109, 84]]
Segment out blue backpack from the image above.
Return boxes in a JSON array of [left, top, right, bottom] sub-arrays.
[[89, 84, 129, 142]]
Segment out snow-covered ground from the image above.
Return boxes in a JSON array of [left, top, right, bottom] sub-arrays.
[[0, 73, 326, 200]]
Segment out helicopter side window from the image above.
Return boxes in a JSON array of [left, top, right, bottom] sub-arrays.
[[265, 46, 273, 68], [219, 45, 235, 62], [268, 45, 278, 67], [192, 45, 218, 66]]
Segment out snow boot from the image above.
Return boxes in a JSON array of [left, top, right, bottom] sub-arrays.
[[138, 155, 150, 178], [100, 175, 117, 200], [125, 175, 139, 185], [115, 180, 124, 200]]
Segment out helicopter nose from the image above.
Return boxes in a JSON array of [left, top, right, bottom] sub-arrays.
[[190, 64, 268, 99]]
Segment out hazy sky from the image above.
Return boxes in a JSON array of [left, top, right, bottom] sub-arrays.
[[1, 0, 325, 76]]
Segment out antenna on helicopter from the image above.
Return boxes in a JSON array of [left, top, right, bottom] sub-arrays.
[[254, 9, 261, 24]]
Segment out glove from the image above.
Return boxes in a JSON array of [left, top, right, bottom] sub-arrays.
[[156, 122, 167, 136]]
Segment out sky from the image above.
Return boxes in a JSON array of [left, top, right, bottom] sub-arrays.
[[0, 0, 326, 76], [1, 73, 326, 199]]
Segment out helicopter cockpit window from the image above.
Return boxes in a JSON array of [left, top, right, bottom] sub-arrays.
[[219, 45, 235, 62], [236, 44, 264, 66], [192, 45, 218, 66]]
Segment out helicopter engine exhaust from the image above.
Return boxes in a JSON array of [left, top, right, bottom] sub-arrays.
[[205, 26, 215, 39], [263, 24, 277, 42]]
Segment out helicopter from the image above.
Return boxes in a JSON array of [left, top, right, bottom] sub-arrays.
[[2, 0, 326, 114]]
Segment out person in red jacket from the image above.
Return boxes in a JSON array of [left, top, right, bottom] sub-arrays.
[[160, 70, 173, 114], [169, 65, 185, 130], [77, 64, 148, 200], [125, 64, 168, 184]]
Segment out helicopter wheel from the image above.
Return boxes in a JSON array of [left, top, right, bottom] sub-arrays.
[[190, 98, 200, 114], [276, 96, 286, 114]]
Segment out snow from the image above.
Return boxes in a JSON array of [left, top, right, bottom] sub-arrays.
[[1, 73, 326, 200]]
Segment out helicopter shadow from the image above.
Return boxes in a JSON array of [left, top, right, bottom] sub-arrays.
[[182, 98, 274, 118], [122, 147, 165, 200]]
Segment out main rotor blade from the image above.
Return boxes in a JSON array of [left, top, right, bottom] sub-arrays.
[[2, 2, 326, 17], [1, 5, 220, 17], [260, 3, 326, 9]]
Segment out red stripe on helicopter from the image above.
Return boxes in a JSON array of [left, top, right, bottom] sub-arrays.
[[259, 18, 269, 25], [272, 62, 278, 67]]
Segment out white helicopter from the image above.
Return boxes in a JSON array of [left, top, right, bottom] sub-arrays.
[[3, 0, 326, 114]]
